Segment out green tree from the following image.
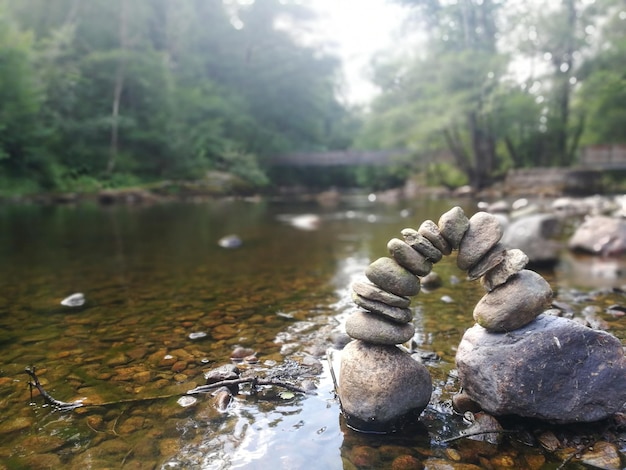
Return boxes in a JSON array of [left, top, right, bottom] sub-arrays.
[[0, 2, 44, 191]]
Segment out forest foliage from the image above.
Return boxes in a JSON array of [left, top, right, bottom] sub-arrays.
[[0, 0, 353, 195], [0, 0, 624, 195], [357, 0, 626, 189]]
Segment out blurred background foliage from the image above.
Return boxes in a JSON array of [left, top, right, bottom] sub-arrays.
[[0, 0, 624, 195]]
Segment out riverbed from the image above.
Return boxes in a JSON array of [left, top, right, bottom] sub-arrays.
[[0, 196, 624, 469]]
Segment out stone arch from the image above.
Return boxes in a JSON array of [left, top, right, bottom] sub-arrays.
[[337, 205, 626, 431]]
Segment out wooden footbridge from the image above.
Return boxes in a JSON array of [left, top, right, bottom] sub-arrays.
[[267, 149, 411, 167]]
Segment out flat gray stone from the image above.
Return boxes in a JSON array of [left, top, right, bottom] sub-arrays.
[[400, 228, 443, 262], [365, 257, 420, 297], [473, 269, 553, 332], [418, 220, 451, 255], [457, 212, 503, 271], [481, 248, 529, 292], [387, 238, 432, 276], [467, 242, 506, 280], [351, 291, 413, 323], [338, 340, 432, 432], [456, 314, 626, 423], [345, 309, 415, 345], [438, 206, 469, 249], [352, 280, 410, 308]]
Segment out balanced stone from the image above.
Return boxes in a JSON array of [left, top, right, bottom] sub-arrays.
[[481, 248, 528, 292], [473, 269, 552, 332], [338, 340, 432, 432], [345, 310, 415, 345], [400, 228, 443, 262], [438, 206, 469, 249], [467, 242, 506, 281], [456, 314, 626, 423], [457, 212, 503, 271], [351, 291, 413, 323], [418, 220, 451, 255], [352, 280, 411, 308], [365, 257, 420, 297], [387, 238, 432, 276]]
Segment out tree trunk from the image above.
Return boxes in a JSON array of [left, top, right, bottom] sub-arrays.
[[107, 0, 128, 175]]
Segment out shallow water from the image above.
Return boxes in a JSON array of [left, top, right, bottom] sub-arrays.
[[0, 196, 624, 469]]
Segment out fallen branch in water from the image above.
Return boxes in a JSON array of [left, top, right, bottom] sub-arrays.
[[440, 429, 518, 444], [26, 367, 84, 412], [25, 366, 307, 412]]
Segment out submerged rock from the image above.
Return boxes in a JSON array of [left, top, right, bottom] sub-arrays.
[[338, 340, 432, 432], [456, 314, 626, 423], [568, 215, 626, 256], [218, 234, 242, 249], [61, 292, 85, 307]]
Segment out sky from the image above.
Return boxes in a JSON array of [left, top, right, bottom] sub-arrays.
[[304, 0, 411, 105]]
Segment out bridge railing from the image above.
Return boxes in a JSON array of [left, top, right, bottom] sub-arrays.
[[267, 150, 411, 167]]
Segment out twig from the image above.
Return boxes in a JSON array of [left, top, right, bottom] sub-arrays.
[[24, 367, 307, 413], [186, 378, 306, 395], [555, 429, 608, 470], [440, 429, 518, 444], [25, 367, 84, 412]]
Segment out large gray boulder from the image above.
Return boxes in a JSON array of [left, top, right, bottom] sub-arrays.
[[501, 213, 561, 265], [456, 314, 626, 423], [338, 340, 432, 432], [568, 215, 626, 256]]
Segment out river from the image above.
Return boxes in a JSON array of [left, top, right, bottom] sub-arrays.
[[0, 195, 624, 469]]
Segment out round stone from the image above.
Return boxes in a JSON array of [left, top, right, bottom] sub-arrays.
[[365, 257, 420, 297], [400, 228, 443, 262], [352, 280, 411, 308], [457, 212, 503, 271], [345, 310, 415, 345], [481, 248, 529, 292], [467, 242, 506, 281], [473, 269, 553, 332], [418, 220, 451, 255], [387, 238, 432, 277], [351, 291, 413, 323], [338, 340, 432, 432], [438, 206, 469, 249]]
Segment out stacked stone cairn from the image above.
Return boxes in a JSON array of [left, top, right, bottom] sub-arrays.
[[338, 205, 626, 431]]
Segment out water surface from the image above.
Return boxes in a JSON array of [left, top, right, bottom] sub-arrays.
[[0, 197, 624, 469]]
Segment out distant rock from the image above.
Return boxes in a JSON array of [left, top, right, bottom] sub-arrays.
[[501, 213, 561, 265], [568, 216, 626, 256], [456, 314, 626, 423]]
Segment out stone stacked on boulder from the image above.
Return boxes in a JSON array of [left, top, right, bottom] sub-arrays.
[[337, 204, 626, 430]]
